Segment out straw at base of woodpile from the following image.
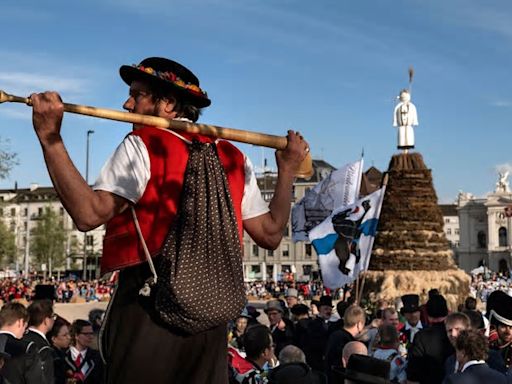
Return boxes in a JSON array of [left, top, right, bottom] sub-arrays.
[[362, 269, 471, 311]]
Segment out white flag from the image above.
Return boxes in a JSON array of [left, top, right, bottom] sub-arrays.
[[309, 187, 386, 289], [291, 159, 363, 242]]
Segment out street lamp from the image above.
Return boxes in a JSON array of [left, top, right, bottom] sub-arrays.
[[83, 130, 94, 280]]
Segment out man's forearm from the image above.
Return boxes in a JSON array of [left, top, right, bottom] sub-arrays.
[[41, 138, 116, 230]]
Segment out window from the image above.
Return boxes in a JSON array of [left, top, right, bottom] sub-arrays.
[[455, 228, 460, 235], [282, 244, 290, 257], [24, 222, 27, 230], [267, 249, 274, 257], [10, 208, 15, 217], [86, 235, 94, 247], [444, 218, 450, 223], [252, 244, 259, 257], [446, 228, 452, 235], [38, 207, 43, 216], [283, 225, 289, 237], [303, 265, 312, 275], [305, 244, 312, 258], [60, 207, 64, 216], [477, 231, 486, 249], [499, 227, 507, 247], [0, 208, 3, 216], [23, 208, 27, 216]]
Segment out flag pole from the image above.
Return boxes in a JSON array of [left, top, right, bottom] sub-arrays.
[[354, 150, 364, 305], [356, 173, 389, 306]]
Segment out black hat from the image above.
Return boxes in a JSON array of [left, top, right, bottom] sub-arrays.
[[318, 295, 333, 308], [33, 285, 56, 301], [486, 290, 512, 326], [267, 362, 316, 384], [290, 304, 310, 316], [426, 294, 448, 318], [245, 305, 261, 319], [342, 354, 391, 384], [401, 294, 420, 314], [119, 57, 211, 108]]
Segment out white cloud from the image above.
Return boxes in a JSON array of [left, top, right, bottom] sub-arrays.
[[0, 72, 89, 97], [491, 100, 512, 108]]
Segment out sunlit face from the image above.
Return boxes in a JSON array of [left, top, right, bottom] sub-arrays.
[[286, 296, 298, 308], [497, 324, 512, 345], [123, 80, 177, 130], [383, 312, 399, 328], [445, 321, 467, 347], [266, 310, 282, 326], [52, 324, 71, 350], [318, 305, 332, 320], [235, 317, 248, 334]]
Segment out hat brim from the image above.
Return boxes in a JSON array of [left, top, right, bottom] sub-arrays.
[[119, 65, 211, 108]]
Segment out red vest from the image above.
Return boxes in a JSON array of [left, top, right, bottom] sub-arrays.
[[101, 126, 246, 274]]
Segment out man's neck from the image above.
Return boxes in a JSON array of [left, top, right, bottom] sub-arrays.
[[343, 326, 358, 337]]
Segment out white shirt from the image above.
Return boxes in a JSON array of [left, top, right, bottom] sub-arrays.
[[405, 320, 423, 342], [94, 132, 269, 220], [461, 360, 486, 372], [69, 345, 89, 375]]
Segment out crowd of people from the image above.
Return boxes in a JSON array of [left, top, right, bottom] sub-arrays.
[[0, 285, 106, 384], [0, 278, 114, 304], [471, 271, 512, 304], [228, 287, 512, 383]]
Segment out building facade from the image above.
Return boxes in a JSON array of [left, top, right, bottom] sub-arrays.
[[0, 184, 104, 277]]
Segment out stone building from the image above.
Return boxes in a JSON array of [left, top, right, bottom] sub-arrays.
[[0, 183, 104, 277], [457, 180, 512, 273]]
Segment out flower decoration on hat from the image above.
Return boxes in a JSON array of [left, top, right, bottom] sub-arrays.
[[132, 64, 208, 98]]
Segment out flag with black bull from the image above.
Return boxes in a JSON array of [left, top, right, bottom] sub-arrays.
[[308, 187, 385, 289]]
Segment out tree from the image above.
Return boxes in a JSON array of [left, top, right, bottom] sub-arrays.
[[30, 206, 66, 273], [0, 137, 18, 180], [0, 220, 16, 267]]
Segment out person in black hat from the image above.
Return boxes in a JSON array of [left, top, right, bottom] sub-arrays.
[[399, 294, 423, 348], [407, 294, 453, 384], [30, 56, 309, 384], [302, 296, 336, 372], [487, 290, 512, 371]]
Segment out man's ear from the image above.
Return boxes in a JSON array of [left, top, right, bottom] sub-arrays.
[[159, 97, 178, 118]]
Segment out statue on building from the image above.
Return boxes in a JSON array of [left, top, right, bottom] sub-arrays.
[[393, 67, 418, 153], [496, 171, 510, 193]]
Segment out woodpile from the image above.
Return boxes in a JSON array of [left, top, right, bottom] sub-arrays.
[[364, 152, 470, 304]]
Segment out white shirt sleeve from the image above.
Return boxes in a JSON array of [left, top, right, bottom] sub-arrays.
[[93, 135, 150, 204], [241, 155, 269, 220]]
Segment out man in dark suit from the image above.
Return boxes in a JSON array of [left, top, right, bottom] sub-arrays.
[[407, 294, 454, 384], [0, 302, 36, 383], [400, 294, 424, 349], [443, 330, 507, 384], [66, 320, 104, 383], [302, 295, 336, 372], [22, 299, 56, 384]]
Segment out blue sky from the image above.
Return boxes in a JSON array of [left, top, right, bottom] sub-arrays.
[[0, 0, 511, 202]]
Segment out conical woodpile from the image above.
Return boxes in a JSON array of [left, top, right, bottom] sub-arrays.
[[363, 153, 470, 309]]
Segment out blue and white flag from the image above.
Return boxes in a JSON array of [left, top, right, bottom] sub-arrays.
[[309, 187, 386, 289], [292, 159, 363, 242]]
